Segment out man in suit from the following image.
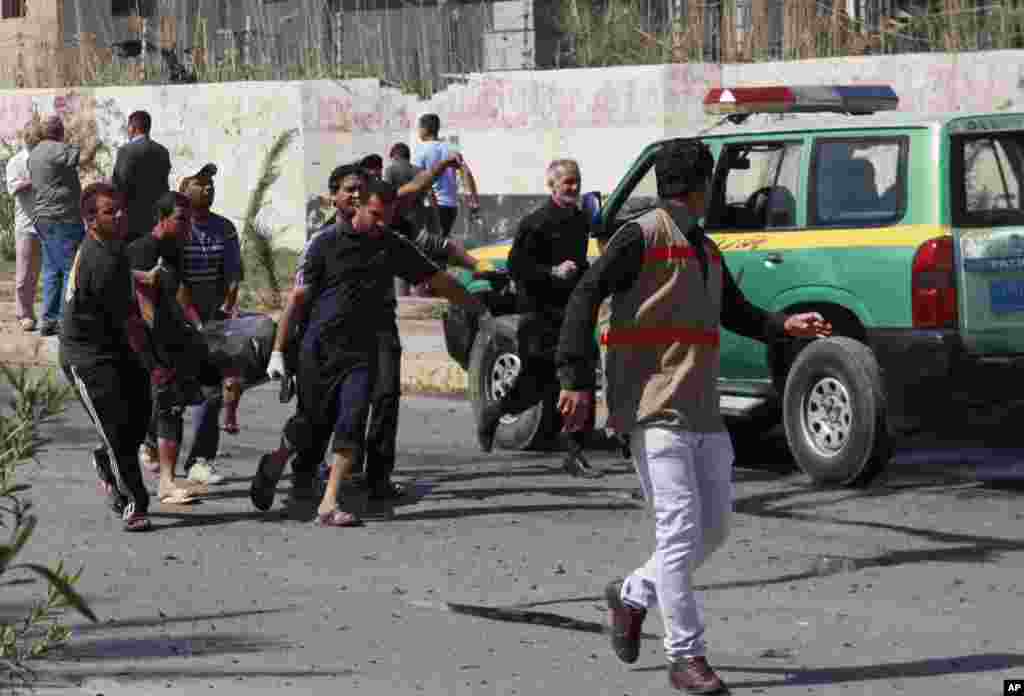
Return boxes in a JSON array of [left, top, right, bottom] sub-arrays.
[[113, 110, 171, 243]]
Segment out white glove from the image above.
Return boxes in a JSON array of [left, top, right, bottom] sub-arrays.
[[266, 351, 286, 380]]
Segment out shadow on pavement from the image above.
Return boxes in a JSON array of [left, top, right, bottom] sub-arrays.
[[632, 653, 1024, 687], [70, 608, 290, 634], [443, 601, 659, 639], [55, 632, 284, 661], [394, 500, 641, 522], [47, 667, 353, 683], [148, 509, 286, 529], [705, 487, 1024, 590]]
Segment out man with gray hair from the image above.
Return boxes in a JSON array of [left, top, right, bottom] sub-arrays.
[[476, 158, 600, 477], [28, 115, 98, 336], [5, 120, 43, 332]]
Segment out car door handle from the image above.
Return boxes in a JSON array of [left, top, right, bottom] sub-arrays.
[[764, 253, 784, 266]]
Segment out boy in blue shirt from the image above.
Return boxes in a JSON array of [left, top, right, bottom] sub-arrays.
[[412, 114, 480, 238]]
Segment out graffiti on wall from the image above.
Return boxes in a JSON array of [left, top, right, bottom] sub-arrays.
[[315, 88, 414, 134], [434, 73, 667, 131]]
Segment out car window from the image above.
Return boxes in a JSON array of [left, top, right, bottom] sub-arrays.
[[622, 161, 659, 217], [959, 135, 1024, 225], [707, 141, 802, 230], [811, 138, 906, 227]]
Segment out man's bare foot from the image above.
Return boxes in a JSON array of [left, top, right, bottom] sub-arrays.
[[158, 483, 201, 505]]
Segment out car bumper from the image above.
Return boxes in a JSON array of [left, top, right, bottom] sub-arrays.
[[868, 328, 1024, 428]]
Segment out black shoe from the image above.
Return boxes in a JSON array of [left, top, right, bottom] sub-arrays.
[[477, 405, 502, 454], [250, 453, 287, 511], [605, 579, 646, 664], [563, 440, 604, 479], [563, 451, 603, 478], [39, 320, 59, 337], [367, 478, 406, 501]]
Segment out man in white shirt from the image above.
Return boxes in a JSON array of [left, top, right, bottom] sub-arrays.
[[5, 121, 42, 332]]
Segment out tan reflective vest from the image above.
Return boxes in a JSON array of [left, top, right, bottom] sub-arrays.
[[603, 207, 726, 435]]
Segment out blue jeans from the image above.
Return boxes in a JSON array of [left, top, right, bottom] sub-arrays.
[[37, 220, 85, 324]]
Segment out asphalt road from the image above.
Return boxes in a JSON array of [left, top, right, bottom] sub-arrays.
[[5, 380, 1023, 695]]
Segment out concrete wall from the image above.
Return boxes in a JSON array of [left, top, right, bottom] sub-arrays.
[[0, 50, 1022, 251]]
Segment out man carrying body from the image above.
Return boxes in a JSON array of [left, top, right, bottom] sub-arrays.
[[113, 110, 172, 243], [128, 191, 223, 506], [477, 158, 600, 478], [29, 115, 99, 336], [556, 141, 831, 693], [256, 180, 489, 527], [138, 164, 243, 485], [60, 183, 157, 532]]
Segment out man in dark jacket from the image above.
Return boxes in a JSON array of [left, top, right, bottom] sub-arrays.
[[113, 110, 171, 243], [476, 159, 600, 477]]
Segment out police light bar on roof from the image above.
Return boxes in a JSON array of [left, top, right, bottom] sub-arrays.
[[703, 85, 899, 116]]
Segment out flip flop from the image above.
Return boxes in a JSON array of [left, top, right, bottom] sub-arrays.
[[315, 509, 362, 528], [159, 488, 199, 505], [122, 513, 152, 532]]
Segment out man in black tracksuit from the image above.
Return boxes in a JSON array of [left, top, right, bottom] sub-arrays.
[[476, 158, 600, 477], [60, 183, 156, 532]]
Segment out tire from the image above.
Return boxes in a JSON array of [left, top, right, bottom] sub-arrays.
[[782, 336, 889, 487], [467, 322, 558, 451]]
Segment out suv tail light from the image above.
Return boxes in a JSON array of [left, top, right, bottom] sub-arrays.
[[912, 236, 957, 328]]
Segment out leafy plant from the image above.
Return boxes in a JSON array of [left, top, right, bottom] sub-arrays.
[[240, 129, 298, 310], [0, 366, 93, 690]]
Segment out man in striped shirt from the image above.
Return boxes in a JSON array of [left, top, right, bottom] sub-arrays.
[[174, 163, 243, 484]]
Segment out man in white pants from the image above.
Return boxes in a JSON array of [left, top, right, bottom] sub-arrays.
[[555, 140, 831, 693]]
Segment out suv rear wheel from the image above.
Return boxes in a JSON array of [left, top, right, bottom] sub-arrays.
[[782, 336, 889, 487]]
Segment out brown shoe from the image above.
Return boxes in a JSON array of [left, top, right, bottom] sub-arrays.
[[669, 657, 728, 694], [605, 579, 646, 663]]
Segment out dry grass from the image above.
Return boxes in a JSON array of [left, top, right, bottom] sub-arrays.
[[562, 0, 1024, 67]]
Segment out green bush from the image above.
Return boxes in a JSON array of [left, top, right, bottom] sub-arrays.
[[0, 366, 93, 690]]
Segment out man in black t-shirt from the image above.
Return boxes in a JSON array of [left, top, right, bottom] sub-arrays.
[[60, 183, 156, 532], [253, 180, 490, 528]]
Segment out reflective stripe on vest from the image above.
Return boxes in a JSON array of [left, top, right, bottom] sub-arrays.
[[644, 245, 722, 264], [600, 327, 721, 347]]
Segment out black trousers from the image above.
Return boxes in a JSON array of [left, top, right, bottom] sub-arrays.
[[362, 330, 402, 485], [64, 358, 151, 515], [437, 206, 458, 239]]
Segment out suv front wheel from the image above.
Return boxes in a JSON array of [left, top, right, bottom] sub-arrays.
[[782, 336, 890, 487], [467, 322, 559, 451]]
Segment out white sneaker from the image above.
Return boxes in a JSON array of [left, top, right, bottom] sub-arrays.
[[187, 459, 225, 485]]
